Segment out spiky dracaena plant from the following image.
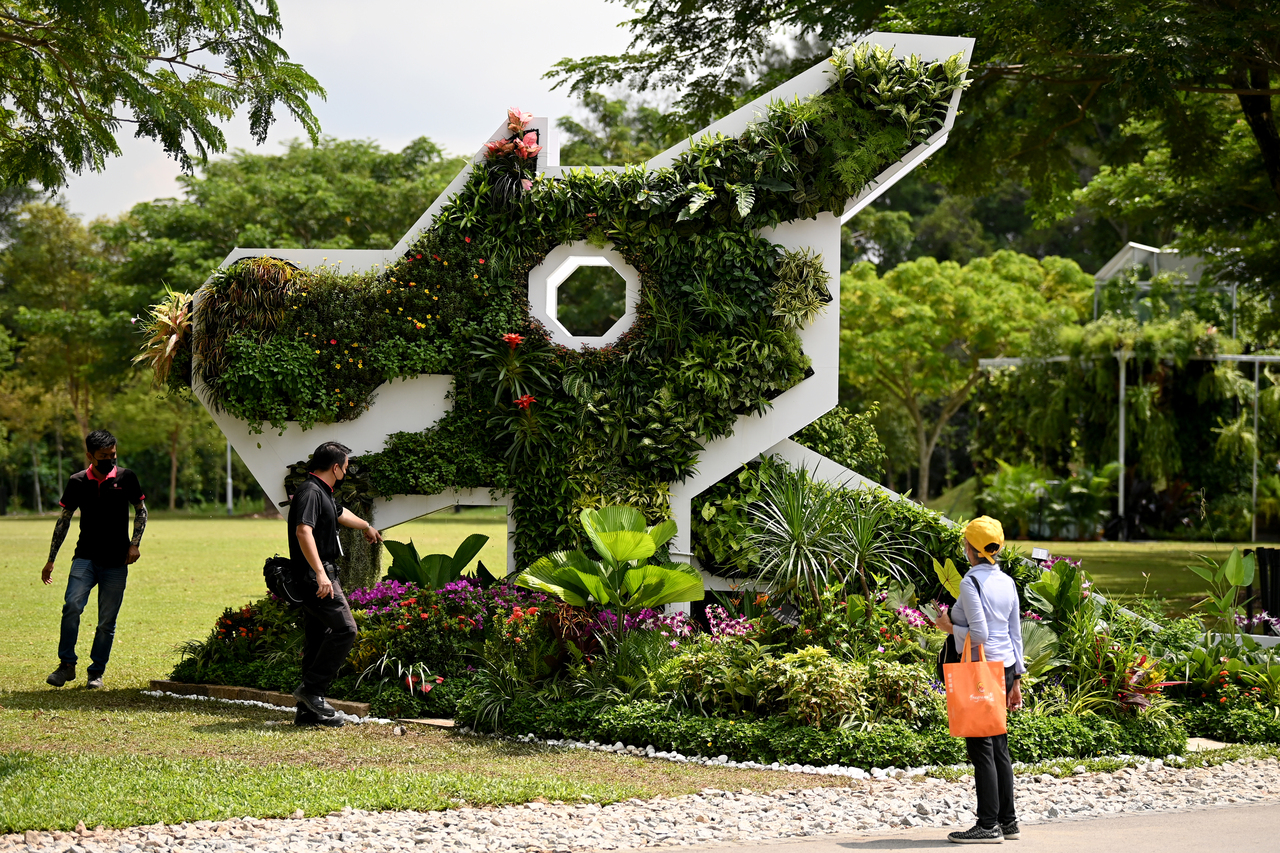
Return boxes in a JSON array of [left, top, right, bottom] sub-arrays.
[[746, 467, 853, 606]]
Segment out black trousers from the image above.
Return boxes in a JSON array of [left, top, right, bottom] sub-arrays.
[[965, 665, 1017, 829], [295, 562, 357, 695]]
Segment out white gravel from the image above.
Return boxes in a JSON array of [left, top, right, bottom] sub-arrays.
[[4, 756, 1277, 852]]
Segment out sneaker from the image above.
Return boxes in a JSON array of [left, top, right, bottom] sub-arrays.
[[948, 824, 1003, 844], [291, 685, 337, 718], [86, 675, 104, 689], [1001, 822, 1019, 840], [294, 703, 344, 728], [46, 663, 75, 687]]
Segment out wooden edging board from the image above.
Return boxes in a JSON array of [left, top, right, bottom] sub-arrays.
[[149, 679, 371, 716]]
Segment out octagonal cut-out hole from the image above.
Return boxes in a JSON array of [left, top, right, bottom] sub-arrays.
[[556, 260, 627, 337]]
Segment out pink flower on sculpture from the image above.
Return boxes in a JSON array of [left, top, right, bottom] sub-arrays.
[[507, 107, 533, 134], [521, 178, 533, 192]]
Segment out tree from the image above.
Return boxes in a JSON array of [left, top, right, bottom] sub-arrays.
[[557, 92, 678, 167], [840, 250, 1091, 501], [1076, 100, 1280, 338], [0, 203, 141, 440], [0, 0, 324, 190], [550, 2, 1280, 212], [100, 377, 214, 510], [99, 136, 466, 294]]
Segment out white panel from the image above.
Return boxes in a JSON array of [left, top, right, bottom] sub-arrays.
[[195, 373, 454, 512]]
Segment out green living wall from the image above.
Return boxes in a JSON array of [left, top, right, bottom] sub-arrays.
[[167, 46, 968, 566]]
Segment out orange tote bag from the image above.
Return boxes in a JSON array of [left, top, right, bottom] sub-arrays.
[[944, 635, 1008, 738]]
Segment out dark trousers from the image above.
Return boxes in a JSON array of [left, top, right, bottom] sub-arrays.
[[59, 558, 129, 676], [295, 562, 357, 695], [965, 665, 1017, 829]]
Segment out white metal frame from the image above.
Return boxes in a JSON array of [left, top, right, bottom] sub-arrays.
[[192, 32, 975, 576]]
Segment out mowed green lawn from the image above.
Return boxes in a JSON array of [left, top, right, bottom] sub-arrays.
[[1019, 539, 1245, 614], [0, 509, 511, 691], [0, 510, 860, 832]]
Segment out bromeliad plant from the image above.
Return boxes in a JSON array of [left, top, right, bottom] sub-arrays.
[[517, 506, 705, 614]]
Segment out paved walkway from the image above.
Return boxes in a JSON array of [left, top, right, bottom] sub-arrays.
[[707, 801, 1280, 851]]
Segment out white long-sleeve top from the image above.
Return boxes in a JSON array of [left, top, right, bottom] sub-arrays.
[[949, 561, 1026, 676]]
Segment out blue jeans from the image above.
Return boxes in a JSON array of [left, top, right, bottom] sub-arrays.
[[59, 558, 129, 676]]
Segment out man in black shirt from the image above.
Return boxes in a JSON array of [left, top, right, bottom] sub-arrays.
[[42, 429, 148, 689], [287, 441, 381, 725]]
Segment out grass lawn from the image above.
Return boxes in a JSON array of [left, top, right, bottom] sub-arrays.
[[1017, 539, 1247, 614], [0, 511, 852, 832]]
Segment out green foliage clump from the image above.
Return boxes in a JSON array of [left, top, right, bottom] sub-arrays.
[[792, 403, 887, 478], [461, 695, 1184, 768], [691, 458, 964, 598]]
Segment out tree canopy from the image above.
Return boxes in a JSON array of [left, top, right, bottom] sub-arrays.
[[100, 136, 466, 296], [551, 1, 1280, 212], [840, 250, 1092, 501], [0, 0, 324, 189]]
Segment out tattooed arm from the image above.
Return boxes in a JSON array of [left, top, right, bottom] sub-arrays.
[[127, 500, 148, 564], [42, 506, 74, 585]]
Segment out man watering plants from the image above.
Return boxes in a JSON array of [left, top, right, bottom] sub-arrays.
[[42, 429, 148, 690], [287, 441, 382, 727], [932, 516, 1026, 844]]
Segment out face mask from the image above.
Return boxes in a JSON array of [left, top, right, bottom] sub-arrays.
[[94, 458, 115, 475]]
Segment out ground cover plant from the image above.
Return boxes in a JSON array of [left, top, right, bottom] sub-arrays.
[[163, 463, 1278, 774], [147, 45, 969, 568]]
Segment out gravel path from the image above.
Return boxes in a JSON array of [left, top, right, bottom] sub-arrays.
[[4, 757, 1278, 852]]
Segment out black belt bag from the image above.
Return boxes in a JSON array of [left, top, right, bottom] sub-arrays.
[[263, 554, 305, 604]]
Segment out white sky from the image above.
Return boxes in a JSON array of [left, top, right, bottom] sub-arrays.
[[61, 0, 637, 221]]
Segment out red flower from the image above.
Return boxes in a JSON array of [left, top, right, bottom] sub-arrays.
[[465, 237, 471, 243], [420, 612, 428, 619], [330, 339, 337, 345], [478, 258, 485, 264], [501, 333, 524, 349], [514, 394, 536, 410]]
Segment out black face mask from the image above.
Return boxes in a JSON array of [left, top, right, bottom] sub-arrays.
[[94, 458, 115, 475]]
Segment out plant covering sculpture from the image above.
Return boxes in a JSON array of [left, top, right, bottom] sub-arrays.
[[146, 35, 974, 574]]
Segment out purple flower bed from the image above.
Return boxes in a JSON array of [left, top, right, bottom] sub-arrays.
[[348, 578, 420, 615], [596, 608, 698, 637]]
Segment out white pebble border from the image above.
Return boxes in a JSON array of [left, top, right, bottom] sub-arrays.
[[4, 758, 1279, 853]]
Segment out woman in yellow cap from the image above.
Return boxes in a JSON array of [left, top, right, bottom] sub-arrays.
[[933, 516, 1025, 843]]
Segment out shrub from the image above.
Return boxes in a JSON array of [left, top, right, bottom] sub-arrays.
[[467, 696, 1184, 768]]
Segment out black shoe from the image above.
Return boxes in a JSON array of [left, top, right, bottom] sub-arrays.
[[948, 824, 1003, 844], [46, 663, 75, 687], [294, 702, 344, 728], [86, 675, 104, 689], [1000, 822, 1019, 840], [291, 685, 337, 718]]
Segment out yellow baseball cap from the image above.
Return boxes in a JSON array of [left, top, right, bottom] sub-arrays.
[[964, 516, 1005, 561]]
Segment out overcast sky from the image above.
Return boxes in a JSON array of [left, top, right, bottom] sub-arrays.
[[61, 0, 637, 221]]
